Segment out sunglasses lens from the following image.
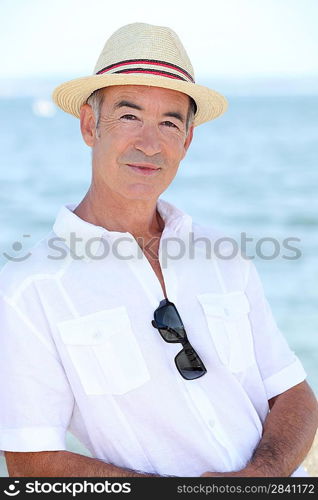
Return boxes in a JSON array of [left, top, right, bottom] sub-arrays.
[[154, 303, 185, 342], [175, 347, 207, 380]]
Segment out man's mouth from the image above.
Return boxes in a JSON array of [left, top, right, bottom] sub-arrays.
[[126, 164, 161, 175]]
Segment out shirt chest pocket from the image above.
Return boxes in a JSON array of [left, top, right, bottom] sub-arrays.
[[57, 307, 150, 396], [197, 292, 255, 373]]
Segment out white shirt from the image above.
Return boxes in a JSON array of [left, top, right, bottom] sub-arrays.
[[0, 198, 307, 476]]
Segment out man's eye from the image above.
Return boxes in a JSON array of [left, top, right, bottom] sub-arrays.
[[121, 114, 137, 120], [162, 121, 178, 128]]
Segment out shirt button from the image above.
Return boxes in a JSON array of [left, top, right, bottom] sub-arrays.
[[208, 418, 215, 428], [93, 330, 101, 340]]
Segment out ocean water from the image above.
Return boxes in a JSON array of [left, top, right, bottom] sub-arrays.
[[0, 87, 317, 476]]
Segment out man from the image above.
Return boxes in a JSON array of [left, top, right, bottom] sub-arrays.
[[1, 22, 317, 477]]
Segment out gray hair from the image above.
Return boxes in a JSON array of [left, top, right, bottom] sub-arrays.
[[187, 98, 196, 130], [86, 88, 105, 131], [86, 88, 196, 134]]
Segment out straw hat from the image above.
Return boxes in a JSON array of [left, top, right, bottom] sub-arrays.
[[52, 22, 228, 126]]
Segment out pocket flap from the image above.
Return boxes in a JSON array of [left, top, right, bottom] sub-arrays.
[[197, 292, 250, 319], [57, 306, 130, 345]]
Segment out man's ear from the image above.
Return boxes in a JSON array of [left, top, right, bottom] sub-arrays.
[[80, 104, 96, 147]]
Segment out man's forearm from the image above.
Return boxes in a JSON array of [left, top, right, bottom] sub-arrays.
[[246, 381, 318, 476], [5, 450, 160, 477]]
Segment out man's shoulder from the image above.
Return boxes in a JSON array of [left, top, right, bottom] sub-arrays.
[[191, 220, 243, 254], [192, 220, 232, 241], [191, 220, 251, 290], [0, 230, 68, 299]]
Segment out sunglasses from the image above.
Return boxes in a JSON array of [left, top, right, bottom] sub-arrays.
[[151, 298, 207, 380]]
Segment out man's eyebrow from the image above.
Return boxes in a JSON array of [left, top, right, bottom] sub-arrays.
[[113, 101, 185, 123], [163, 111, 185, 123], [114, 100, 143, 111]]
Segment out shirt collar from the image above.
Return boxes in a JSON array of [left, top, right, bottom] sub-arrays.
[[52, 198, 192, 260]]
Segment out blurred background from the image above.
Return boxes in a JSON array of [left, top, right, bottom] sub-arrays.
[[1, 0, 317, 476]]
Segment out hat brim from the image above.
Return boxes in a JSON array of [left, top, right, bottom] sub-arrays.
[[52, 73, 228, 126]]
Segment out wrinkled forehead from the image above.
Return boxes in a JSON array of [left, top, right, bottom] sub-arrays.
[[99, 84, 191, 108]]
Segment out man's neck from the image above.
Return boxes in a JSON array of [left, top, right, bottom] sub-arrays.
[[73, 191, 165, 240]]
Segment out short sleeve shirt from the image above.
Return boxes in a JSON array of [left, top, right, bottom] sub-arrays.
[[0, 198, 307, 476]]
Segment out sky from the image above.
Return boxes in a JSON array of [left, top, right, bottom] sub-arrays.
[[1, 0, 318, 80]]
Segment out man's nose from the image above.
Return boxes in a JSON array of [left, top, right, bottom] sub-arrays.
[[134, 123, 162, 156]]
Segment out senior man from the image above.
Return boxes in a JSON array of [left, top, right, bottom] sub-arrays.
[[1, 23, 317, 478]]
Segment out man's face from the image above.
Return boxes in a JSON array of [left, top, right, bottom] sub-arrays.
[[81, 85, 194, 202]]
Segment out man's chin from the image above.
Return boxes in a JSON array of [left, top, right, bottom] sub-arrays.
[[123, 184, 163, 201]]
